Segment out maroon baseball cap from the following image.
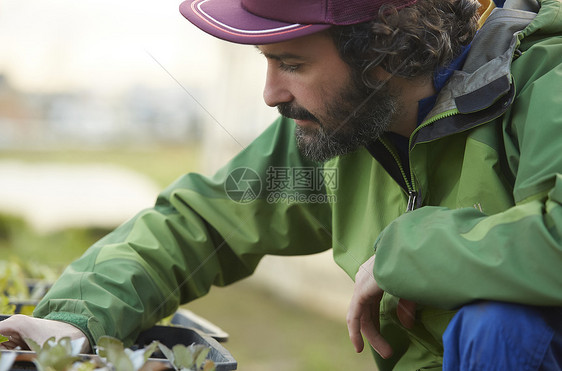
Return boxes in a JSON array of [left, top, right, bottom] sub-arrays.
[[179, 0, 418, 45]]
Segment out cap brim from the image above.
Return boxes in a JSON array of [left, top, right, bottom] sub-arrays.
[[180, 0, 331, 45]]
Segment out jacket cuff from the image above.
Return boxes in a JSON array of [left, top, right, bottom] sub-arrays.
[[41, 312, 102, 351]]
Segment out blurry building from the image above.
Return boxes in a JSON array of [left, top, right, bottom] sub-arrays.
[[0, 75, 204, 149]]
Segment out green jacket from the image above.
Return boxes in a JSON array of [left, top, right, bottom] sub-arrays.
[[35, 0, 562, 369]]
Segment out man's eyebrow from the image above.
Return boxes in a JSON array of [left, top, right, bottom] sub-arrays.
[[255, 46, 305, 61]]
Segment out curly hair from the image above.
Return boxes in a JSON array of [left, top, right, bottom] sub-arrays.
[[330, 0, 480, 87]]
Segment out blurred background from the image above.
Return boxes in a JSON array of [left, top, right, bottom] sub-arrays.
[[0, 0, 374, 369]]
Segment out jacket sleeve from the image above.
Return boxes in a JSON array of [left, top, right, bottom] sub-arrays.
[[33, 117, 333, 346], [373, 39, 562, 310]]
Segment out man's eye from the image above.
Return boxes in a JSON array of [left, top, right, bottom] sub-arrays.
[[279, 62, 300, 73]]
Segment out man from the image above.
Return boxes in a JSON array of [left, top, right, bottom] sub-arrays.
[[1, 0, 561, 369]]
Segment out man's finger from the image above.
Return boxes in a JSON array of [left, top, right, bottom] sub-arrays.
[[347, 254, 394, 357], [360, 316, 393, 359], [347, 300, 366, 352]]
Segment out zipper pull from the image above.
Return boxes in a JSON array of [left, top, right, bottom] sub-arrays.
[[406, 191, 418, 212]]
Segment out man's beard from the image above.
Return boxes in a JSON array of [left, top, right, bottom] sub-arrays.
[[278, 73, 398, 162]]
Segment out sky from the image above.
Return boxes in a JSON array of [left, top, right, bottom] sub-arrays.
[[0, 0, 226, 94]]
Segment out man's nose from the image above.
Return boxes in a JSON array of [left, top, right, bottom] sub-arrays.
[[263, 65, 293, 107]]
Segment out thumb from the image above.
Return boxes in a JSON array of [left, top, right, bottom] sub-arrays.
[[396, 298, 417, 329]]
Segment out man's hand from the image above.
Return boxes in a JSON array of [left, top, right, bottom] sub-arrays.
[[0, 314, 91, 353], [347, 254, 417, 359]]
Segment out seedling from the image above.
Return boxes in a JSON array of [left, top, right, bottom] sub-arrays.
[[97, 336, 158, 371], [157, 343, 215, 371], [27, 337, 86, 371], [0, 332, 217, 370]]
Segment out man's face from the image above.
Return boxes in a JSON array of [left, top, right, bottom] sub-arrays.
[[258, 31, 398, 162]]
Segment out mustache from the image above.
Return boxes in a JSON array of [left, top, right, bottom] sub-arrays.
[[277, 103, 319, 123]]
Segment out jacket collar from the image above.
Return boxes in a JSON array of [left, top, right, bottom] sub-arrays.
[[412, 0, 538, 145]]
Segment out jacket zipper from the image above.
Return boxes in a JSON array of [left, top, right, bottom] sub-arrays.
[[406, 191, 418, 212], [406, 109, 459, 212], [379, 138, 419, 212], [393, 77, 513, 212], [411, 108, 460, 144]]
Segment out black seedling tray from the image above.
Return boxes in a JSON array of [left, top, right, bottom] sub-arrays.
[[135, 325, 237, 370], [171, 308, 229, 342]]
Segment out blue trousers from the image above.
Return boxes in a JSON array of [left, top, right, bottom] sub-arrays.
[[443, 301, 562, 370]]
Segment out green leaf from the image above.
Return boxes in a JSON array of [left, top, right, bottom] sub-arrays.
[[58, 337, 73, 354], [160, 343, 214, 371], [0, 260, 29, 301], [72, 360, 97, 371], [31, 337, 80, 371], [26, 337, 42, 354], [189, 344, 209, 367], [97, 336, 135, 371], [43, 336, 57, 350], [106, 349, 135, 371], [194, 346, 210, 368], [0, 335, 9, 344], [157, 343, 175, 369], [0, 297, 15, 316], [172, 344, 194, 369], [141, 341, 159, 364], [96, 336, 124, 358], [97, 336, 158, 371], [19, 305, 36, 316], [156, 314, 174, 327]]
